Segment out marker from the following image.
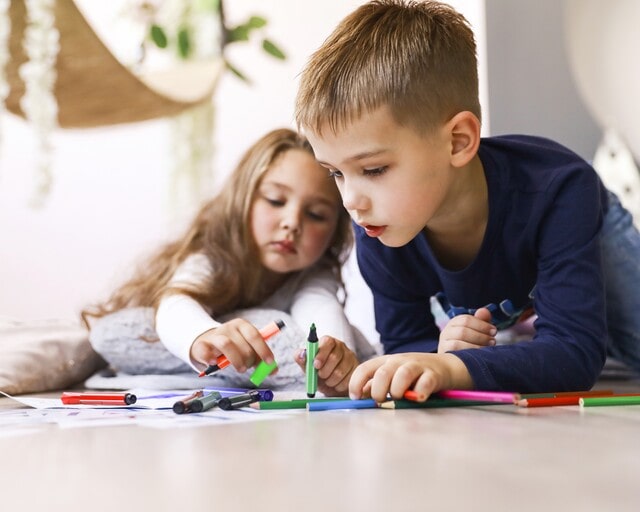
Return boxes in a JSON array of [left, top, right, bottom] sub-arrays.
[[249, 360, 278, 387], [61, 392, 137, 405], [172, 390, 205, 414], [217, 390, 262, 410], [189, 391, 223, 413], [199, 319, 285, 377], [305, 323, 318, 398]]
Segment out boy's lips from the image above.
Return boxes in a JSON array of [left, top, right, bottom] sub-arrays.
[[363, 225, 386, 237]]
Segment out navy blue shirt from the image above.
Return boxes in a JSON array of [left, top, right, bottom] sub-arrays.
[[356, 135, 608, 393]]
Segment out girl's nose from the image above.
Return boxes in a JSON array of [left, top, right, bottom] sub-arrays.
[[281, 209, 301, 234]]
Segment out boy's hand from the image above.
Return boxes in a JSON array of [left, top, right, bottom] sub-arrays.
[[349, 352, 472, 403], [190, 318, 275, 373], [438, 307, 496, 353], [295, 336, 359, 396]]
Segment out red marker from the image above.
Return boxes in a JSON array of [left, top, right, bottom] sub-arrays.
[[61, 392, 137, 405], [198, 319, 286, 377]]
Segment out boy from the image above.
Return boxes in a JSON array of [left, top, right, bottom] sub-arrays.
[[295, 0, 640, 400]]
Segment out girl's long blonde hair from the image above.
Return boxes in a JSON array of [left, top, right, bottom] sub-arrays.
[[81, 128, 353, 328]]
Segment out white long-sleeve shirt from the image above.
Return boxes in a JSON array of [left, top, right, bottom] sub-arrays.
[[156, 253, 371, 370]]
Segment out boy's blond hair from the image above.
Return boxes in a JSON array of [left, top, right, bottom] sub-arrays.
[[295, 0, 481, 135]]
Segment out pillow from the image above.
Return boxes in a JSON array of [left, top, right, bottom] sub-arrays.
[[0, 317, 106, 395]]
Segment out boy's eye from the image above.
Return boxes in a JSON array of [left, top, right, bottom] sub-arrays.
[[363, 166, 387, 177], [328, 169, 343, 179]]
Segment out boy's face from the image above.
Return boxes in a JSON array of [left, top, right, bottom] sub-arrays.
[[306, 106, 455, 247]]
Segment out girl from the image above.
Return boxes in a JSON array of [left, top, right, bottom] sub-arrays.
[[82, 128, 375, 395]]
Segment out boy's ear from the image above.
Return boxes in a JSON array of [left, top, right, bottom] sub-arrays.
[[446, 111, 481, 168]]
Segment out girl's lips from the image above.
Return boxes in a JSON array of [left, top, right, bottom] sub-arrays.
[[364, 225, 386, 237], [272, 240, 297, 254]]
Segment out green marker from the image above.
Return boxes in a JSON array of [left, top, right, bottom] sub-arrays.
[[189, 391, 222, 413], [306, 323, 318, 398], [250, 359, 278, 387]]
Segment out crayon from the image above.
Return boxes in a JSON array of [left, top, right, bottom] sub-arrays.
[[305, 323, 319, 398], [199, 319, 285, 377]]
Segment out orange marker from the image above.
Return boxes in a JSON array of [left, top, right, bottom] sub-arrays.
[[198, 319, 285, 377]]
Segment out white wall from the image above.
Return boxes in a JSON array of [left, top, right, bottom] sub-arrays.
[[0, 1, 487, 345]]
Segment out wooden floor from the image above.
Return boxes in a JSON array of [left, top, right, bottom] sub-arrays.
[[1, 377, 640, 512]]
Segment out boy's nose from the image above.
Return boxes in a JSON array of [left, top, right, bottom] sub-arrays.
[[340, 182, 368, 213]]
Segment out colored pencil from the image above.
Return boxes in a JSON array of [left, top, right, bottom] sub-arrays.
[[379, 398, 502, 409], [403, 390, 427, 402], [250, 398, 350, 410], [520, 389, 613, 399], [307, 399, 378, 411], [517, 396, 586, 408], [436, 390, 520, 403], [579, 395, 640, 407]]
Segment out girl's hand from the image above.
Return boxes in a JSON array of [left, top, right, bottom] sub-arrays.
[[437, 307, 496, 353], [348, 352, 473, 403], [295, 336, 359, 396], [190, 318, 275, 373]]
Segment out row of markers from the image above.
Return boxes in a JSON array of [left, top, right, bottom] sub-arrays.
[[60, 388, 640, 413]]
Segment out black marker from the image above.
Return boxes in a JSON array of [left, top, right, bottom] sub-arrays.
[[217, 390, 262, 410], [189, 391, 222, 413]]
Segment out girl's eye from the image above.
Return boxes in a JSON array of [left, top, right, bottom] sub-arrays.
[[306, 210, 329, 222], [265, 197, 285, 207], [363, 166, 387, 177], [328, 169, 343, 179]]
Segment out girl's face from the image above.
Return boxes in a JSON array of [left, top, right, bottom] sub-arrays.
[[250, 148, 342, 274]]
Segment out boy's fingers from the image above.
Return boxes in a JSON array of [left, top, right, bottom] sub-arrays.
[[349, 359, 382, 399]]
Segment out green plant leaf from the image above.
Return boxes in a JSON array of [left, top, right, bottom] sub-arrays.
[[227, 25, 250, 42], [262, 39, 286, 60], [150, 24, 168, 48], [246, 16, 267, 29], [225, 61, 251, 83], [177, 27, 191, 58]]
